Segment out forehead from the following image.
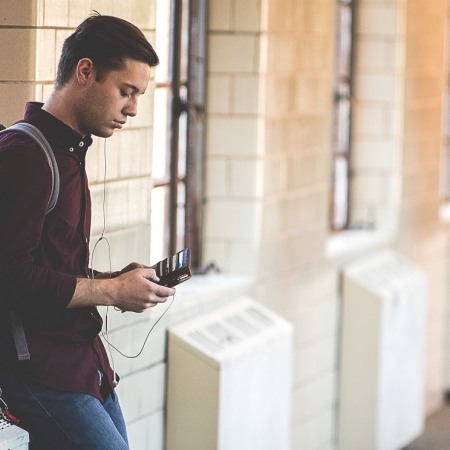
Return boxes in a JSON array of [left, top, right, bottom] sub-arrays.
[[105, 58, 151, 93]]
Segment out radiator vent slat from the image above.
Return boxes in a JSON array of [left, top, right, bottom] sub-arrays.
[[244, 306, 275, 326], [188, 330, 222, 353], [225, 313, 260, 336]]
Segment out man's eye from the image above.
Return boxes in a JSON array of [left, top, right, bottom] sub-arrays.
[[121, 90, 131, 98]]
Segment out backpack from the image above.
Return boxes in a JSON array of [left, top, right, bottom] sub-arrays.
[[0, 122, 60, 361]]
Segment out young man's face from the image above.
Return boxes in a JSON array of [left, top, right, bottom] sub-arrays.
[[76, 58, 151, 138]]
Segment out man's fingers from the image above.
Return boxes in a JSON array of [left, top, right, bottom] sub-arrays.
[[138, 267, 159, 281]]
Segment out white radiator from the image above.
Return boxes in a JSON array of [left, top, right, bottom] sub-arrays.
[[165, 296, 293, 450], [338, 249, 427, 450], [0, 420, 29, 449]]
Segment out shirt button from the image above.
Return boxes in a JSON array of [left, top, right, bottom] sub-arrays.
[[69, 147, 74, 152], [79, 142, 84, 147]]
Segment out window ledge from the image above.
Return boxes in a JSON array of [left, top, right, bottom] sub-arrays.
[[175, 273, 253, 300], [439, 202, 450, 223], [168, 273, 255, 317], [325, 229, 394, 260], [99, 274, 254, 331]]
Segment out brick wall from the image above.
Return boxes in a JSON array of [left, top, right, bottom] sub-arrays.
[[2, 0, 450, 449], [397, 0, 448, 414]]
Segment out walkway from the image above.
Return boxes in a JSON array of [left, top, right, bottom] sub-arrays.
[[405, 405, 450, 450]]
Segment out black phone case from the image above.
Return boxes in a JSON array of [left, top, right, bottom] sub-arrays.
[[151, 248, 192, 287]]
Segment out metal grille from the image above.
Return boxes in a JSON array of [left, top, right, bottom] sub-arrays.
[[186, 307, 276, 354]]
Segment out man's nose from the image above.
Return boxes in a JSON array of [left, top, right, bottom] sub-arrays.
[[124, 98, 138, 117]]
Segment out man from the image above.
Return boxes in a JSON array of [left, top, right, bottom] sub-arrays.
[[0, 13, 175, 449]]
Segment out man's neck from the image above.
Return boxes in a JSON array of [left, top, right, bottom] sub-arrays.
[[43, 88, 84, 136]]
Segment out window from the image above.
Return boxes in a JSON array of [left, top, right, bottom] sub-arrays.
[[331, 0, 355, 231], [151, 0, 206, 268]]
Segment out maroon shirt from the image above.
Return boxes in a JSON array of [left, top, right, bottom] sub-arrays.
[[0, 102, 115, 401]]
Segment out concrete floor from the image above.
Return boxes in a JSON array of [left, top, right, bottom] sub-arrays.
[[405, 405, 450, 450]]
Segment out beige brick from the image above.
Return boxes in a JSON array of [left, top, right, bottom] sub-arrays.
[[293, 338, 336, 386], [265, 35, 299, 74], [209, 0, 232, 31], [0, 29, 36, 81], [292, 410, 334, 450], [127, 411, 164, 450], [96, 132, 121, 181], [42, 84, 54, 101], [206, 117, 259, 156], [263, 155, 287, 195], [104, 179, 129, 231], [0, 83, 34, 126], [43, 0, 69, 27], [229, 240, 259, 275], [351, 138, 398, 170], [304, 0, 334, 35], [204, 199, 261, 240], [352, 105, 386, 136], [33, 84, 45, 103], [206, 158, 229, 197], [89, 184, 108, 236], [208, 35, 258, 74], [68, 0, 91, 27], [291, 297, 338, 347], [112, 0, 133, 22], [300, 35, 333, 72], [118, 128, 153, 178], [292, 373, 335, 423], [108, 225, 151, 269], [264, 0, 304, 33], [230, 159, 263, 198], [233, 0, 261, 32], [295, 74, 330, 112], [233, 76, 260, 115], [116, 363, 166, 422], [0, 0, 38, 26], [131, 0, 157, 31], [351, 173, 384, 204], [355, 39, 389, 69], [127, 177, 152, 226], [354, 72, 397, 102], [90, 0, 114, 16], [36, 29, 56, 82], [357, 3, 401, 37], [207, 75, 232, 114], [202, 240, 229, 271]]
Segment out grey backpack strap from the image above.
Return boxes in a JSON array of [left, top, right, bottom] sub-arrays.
[[0, 122, 60, 361], [4, 123, 60, 213], [9, 310, 31, 361]]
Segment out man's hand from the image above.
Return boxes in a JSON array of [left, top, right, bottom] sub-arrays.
[[111, 267, 175, 312], [94, 262, 150, 279], [69, 266, 175, 312]]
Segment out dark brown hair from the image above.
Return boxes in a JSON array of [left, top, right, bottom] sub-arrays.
[[55, 12, 159, 88]]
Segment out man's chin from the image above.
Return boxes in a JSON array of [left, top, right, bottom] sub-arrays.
[[93, 129, 115, 139]]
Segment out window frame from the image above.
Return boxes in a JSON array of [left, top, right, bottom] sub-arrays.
[[330, 0, 357, 231], [151, 0, 207, 269]]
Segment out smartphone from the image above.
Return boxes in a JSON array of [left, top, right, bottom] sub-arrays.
[[151, 248, 192, 287]]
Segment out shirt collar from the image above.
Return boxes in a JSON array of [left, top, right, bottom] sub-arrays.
[[23, 102, 93, 153]]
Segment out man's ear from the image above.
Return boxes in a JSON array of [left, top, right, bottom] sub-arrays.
[[76, 58, 95, 86]]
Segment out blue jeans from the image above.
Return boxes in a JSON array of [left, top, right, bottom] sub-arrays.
[[0, 371, 129, 450]]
